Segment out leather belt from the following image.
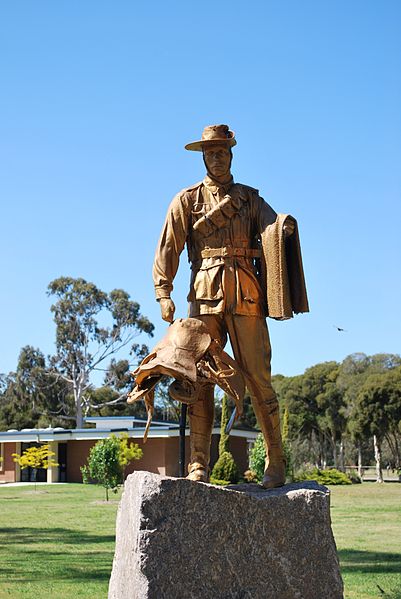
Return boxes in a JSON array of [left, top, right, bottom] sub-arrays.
[[200, 247, 261, 259]]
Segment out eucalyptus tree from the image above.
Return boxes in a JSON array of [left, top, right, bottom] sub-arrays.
[[339, 353, 401, 474], [351, 367, 401, 482], [0, 346, 70, 429], [47, 277, 154, 427]]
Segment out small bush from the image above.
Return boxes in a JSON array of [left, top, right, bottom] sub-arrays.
[[81, 436, 122, 500], [81, 433, 142, 500], [249, 434, 265, 482], [249, 433, 292, 483], [294, 466, 352, 485], [211, 451, 239, 484]]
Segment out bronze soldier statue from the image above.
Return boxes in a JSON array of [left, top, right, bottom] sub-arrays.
[[153, 124, 309, 488]]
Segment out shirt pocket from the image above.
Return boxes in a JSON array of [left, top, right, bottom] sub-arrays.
[[236, 264, 263, 305], [193, 264, 224, 301]]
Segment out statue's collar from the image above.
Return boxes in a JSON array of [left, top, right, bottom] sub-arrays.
[[203, 175, 234, 196]]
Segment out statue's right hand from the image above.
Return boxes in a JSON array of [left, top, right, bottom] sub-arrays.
[[159, 298, 175, 323]]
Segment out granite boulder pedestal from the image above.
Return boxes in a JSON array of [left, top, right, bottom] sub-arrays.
[[109, 471, 343, 599]]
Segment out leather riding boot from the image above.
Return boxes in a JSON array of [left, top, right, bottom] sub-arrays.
[[187, 385, 214, 483], [251, 395, 286, 489]]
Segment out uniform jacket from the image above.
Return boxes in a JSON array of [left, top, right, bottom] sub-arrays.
[[153, 176, 309, 319]]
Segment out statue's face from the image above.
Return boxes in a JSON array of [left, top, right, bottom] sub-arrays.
[[203, 145, 232, 179]]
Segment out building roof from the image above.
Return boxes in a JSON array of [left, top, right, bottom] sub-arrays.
[[84, 416, 176, 429], [0, 418, 259, 443]]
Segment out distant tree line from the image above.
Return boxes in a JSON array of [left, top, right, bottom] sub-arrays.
[[234, 353, 401, 482], [271, 353, 401, 482]]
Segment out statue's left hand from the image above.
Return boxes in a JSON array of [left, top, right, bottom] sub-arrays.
[[283, 216, 296, 237]]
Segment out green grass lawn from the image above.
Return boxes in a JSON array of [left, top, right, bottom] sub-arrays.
[[330, 483, 401, 599], [0, 484, 122, 599], [0, 482, 400, 598]]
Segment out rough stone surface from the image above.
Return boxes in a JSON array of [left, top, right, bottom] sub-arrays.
[[109, 472, 343, 599]]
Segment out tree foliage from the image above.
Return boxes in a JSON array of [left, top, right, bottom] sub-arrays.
[[249, 433, 266, 483], [273, 353, 401, 476], [47, 277, 154, 427], [294, 466, 352, 485], [118, 432, 143, 476], [350, 366, 401, 481], [0, 346, 70, 430], [12, 444, 58, 490], [352, 367, 401, 442], [211, 451, 239, 484], [281, 407, 293, 479], [81, 433, 142, 500], [211, 394, 239, 484]]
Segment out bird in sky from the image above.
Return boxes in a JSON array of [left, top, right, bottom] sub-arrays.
[[333, 325, 347, 332]]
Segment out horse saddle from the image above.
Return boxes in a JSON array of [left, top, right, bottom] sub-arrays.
[[127, 318, 245, 441]]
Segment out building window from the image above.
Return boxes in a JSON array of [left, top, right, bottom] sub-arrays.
[[0, 443, 4, 472]]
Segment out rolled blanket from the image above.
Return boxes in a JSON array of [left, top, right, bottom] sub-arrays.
[[262, 213, 309, 319]]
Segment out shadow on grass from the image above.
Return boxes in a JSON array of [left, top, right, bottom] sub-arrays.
[[0, 527, 114, 545], [0, 527, 115, 583], [338, 549, 401, 575], [0, 566, 112, 583]]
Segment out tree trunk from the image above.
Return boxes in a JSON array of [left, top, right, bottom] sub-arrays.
[[373, 435, 384, 483], [75, 389, 83, 428], [357, 444, 363, 478], [392, 432, 400, 469], [322, 437, 327, 469], [339, 438, 345, 472], [76, 404, 83, 428], [318, 431, 324, 468], [384, 432, 396, 469], [332, 435, 337, 469], [72, 366, 84, 429]]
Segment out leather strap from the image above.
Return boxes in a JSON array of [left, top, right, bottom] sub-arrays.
[[201, 247, 261, 259]]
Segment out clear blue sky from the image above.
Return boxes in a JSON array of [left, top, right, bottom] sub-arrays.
[[1, 1, 400, 379]]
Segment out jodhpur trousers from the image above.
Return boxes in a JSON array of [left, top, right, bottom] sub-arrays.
[[188, 313, 282, 469]]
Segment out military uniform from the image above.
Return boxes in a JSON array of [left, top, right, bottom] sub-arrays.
[[153, 175, 286, 483], [153, 123, 308, 486]]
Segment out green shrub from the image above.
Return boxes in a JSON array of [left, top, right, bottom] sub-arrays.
[[211, 451, 239, 484], [81, 436, 122, 501], [81, 433, 143, 500], [249, 433, 293, 483], [249, 434, 265, 482], [294, 466, 352, 485]]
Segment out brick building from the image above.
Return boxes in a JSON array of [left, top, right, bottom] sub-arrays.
[[0, 417, 258, 484]]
